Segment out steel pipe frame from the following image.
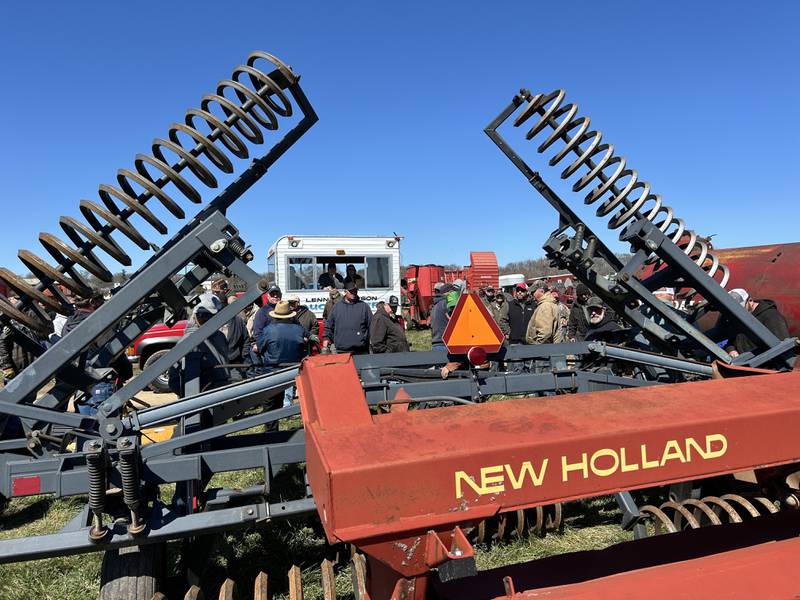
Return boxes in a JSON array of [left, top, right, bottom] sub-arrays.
[[0, 496, 316, 564], [0, 339, 711, 561], [0, 423, 305, 498]]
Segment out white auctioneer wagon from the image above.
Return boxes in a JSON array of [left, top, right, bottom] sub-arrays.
[[267, 235, 403, 319]]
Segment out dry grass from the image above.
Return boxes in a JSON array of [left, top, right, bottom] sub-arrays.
[[0, 330, 634, 599]]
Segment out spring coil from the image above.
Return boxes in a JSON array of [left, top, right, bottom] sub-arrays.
[[0, 51, 297, 334], [639, 493, 778, 535], [514, 90, 730, 299], [86, 449, 107, 514], [118, 447, 141, 510]]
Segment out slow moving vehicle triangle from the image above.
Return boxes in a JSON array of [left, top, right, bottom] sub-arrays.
[[443, 291, 505, 354]]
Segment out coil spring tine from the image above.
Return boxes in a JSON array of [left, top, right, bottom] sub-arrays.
[[659, 500, 701, 531], [720, 494, 762, 519], [135, 153, 202, 204], [238, 63, 293, 118], [186, 108, 249, 159], [0, 268, 63, 314], [99, 184, 168, 235], [219, 76, 280, 129], [78, 200, 147, 251], [476, 519, 487, 544], [59, 216, 131, 267], [38, 232, 112, 282], [117, 167, 187, 218], [0, 296, 48, 334], [17, 249, 88, 298], [202, 95, 265, 144], [751, 496, 779, 514], [0, 53, 298, 333], [608, 182, 651, 229], [528, 505, 545, 537], [169, 122, 234, 173], [697, 496, 742, 524], [639, 504, 678, 535], [681, 498, 722, 527], [538, 103, 579, 153], [153, 137, 219, 188], [515, 89, 730, 297], [515, 508, 526, 538], [496, 514, 508, 540], [545, 502, 563, 532]]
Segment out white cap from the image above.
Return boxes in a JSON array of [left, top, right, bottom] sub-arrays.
[[729, 288, 749, 307], [195, 293, 222, 316], [286, 294, 301, 302]]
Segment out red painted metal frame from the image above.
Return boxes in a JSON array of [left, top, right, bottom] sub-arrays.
[[495, 533, 800, 599], [298, 354, 800, 595]]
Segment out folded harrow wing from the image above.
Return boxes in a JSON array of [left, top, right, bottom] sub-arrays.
[[485, 88, 796, 371], [0, 52, 320, 589]]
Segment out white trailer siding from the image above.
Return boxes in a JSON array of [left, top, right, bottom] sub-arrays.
[[267, 235, 402, 318]]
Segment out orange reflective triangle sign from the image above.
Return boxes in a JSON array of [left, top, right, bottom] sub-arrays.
[[443, 291, 505, 354]]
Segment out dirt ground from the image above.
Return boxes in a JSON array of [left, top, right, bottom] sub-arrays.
[[134, 389, 177, 408]]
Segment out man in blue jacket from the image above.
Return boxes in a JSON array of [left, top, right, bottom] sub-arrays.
[[259, 300, 309, 407], [323, 281, 372, 355]]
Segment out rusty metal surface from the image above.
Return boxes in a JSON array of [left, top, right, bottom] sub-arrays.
[[299, 354, 800, 576], [642, 242, 800, 337], [714, 242, 800, 336]]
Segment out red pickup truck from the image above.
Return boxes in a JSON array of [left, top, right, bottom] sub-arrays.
[[127, 321, 187, 393]]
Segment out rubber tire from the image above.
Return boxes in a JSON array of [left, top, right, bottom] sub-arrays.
[[143, 349, 172, 394], [100, 543, 165, 600]]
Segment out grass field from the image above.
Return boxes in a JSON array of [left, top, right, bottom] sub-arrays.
[[0, 329, 634, 599]]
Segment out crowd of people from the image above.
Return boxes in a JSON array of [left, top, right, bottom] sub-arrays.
[[164, 276, 414, 402], [0, 273, 792, 409]]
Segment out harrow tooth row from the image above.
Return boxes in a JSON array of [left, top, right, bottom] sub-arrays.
[[147, 559, 338, 600], [639, 494, 779, 535], [470, 503, 563, 545]]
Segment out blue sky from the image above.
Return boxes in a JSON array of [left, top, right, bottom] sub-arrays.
[[1, 1, 797, 276]]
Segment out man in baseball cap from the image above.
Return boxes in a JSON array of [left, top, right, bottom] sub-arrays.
[[370, 295, 410, 353], [508, 283, 534, 345], [323, 280, 372, 355], [251, 285, 282, 354]]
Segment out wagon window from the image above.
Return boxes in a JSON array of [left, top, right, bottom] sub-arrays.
[[366, 257, 390, 289], [287, 257, 316, 290]]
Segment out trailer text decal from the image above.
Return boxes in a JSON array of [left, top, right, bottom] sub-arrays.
[[454, 434, 728, 499]]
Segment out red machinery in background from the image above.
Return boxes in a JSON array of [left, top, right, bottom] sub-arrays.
[[444, 251, 499, 291], [404, 252, 499, 327], [402, 265, 445, 328], [713, 242, 800, 335], [640, 242, 800, 336]]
